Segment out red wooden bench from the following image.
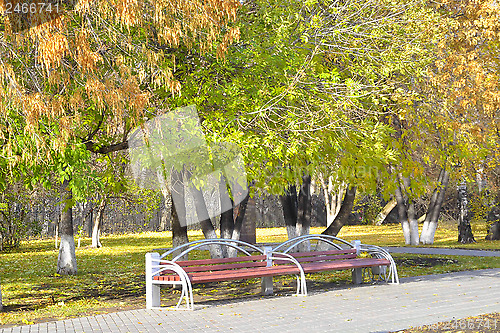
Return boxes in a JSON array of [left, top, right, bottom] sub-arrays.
[[146, 240, 306, 310], [145, 236, 399, 310], [272, 236, 399, 288]]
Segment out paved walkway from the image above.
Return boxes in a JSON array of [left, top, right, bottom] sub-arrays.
[[2, 268, 499, 333], [385, 247, 500, 257]]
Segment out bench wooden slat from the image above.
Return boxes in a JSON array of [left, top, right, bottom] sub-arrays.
[[288, 249, 357, 257], [300, 258, 390, 274], [171, 255, 266, 267], [178, 261, 268, 273], [274, 253, 357, 265], [189, 265, 301, 283], [154, 265, 301, 283]]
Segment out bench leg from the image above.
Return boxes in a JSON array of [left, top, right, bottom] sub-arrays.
[[261, 276, 273, 295], [146, 283, 161, 309], [352, 268, 363, 285]]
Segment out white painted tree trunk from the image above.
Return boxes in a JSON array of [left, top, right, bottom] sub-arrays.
[[57, 234, 77, 275], [57, 181, 77, 275], [91, 222, 101, 248], [420, 169, 450, 244], [395, 184, 411, 245], [91, 199, 106, 248], [320, 174, 346, 227], [402, 177, 419, 245]]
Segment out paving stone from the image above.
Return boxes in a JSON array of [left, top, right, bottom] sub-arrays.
[[2, 268, 499, 333]]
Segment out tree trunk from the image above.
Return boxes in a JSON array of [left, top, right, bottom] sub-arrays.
[[296, 175, 312, 251], [486, 221, 500, 240], [320, 174, 345, 227], [86, 201, 93, 238], [297, 175, 312, 237], [219, 176, 234, 240], [420, 169, 450, 244], [322, 186, 356, 236], [159, 194, 171, 231], [280, 185, 298, 239], [168, 169, 189, 260], [91, 198, 107, 248], [227, 192, 250, 258], [401, 177, 419, 245], [189, 181, 223, 258], [0, 281, 3, 311], [374, 198, 397, 225], [485, 206, 500, 240], [395, 185, 411, 245], [57, 179, 77, 275], [457, 182, 475, 244], [279, 175, 312, 244]]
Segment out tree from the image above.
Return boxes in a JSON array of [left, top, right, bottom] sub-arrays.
[[420, 168, 451, 244], [280, 175, 312, 241], [321, 185, 357, 237], [163, 0, 441, 244], [128, 106, 251, 258], [1, 0, 240, 273], [486, 206, 500, 240], [417, 0, 500, 243], [457, 182, 475, 243]]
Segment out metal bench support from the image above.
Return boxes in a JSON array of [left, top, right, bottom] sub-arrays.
[[261, 246, 274, 295]]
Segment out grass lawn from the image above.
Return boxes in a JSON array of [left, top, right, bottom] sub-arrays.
[[1, 223, 499, 327]]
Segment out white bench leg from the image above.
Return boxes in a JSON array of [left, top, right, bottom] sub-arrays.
[[146, 252, 161, 309], [352, 268, 363, 284], [146, 283, 161, 309], [261, 276, 273, 295]]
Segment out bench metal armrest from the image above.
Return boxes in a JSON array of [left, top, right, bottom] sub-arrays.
[[146, 254, 194, 310], [269, 252, 307, 296], [358, 244, 399, 284]]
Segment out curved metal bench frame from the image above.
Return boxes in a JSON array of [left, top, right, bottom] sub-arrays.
[[272, 234, 399, 285], [146, 238, 306, 310], [273, 234, 354, 253], [146, 235, 398, 310]]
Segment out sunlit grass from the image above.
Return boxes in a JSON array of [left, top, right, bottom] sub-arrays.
[[1, 223, 499, 327]]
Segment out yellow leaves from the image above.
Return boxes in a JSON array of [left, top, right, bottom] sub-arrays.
[[37, 32, 68, 73], [115, 0, 140, 27], [217, 26, 240, 60], [22, 93, 45, 132], [85, 78, 106, 109], [74, 29, 102, 74], [152, 0, 240, 57], [75, 0, 92, 14]]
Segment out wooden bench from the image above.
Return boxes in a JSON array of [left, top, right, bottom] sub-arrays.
[[146, 240, 307, 310], [271, 235, 399, 289], [145, 235, 399, 310]]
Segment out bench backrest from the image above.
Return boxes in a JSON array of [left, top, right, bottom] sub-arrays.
[[160, 255, 268, 274], [274, 249, 357, 265]]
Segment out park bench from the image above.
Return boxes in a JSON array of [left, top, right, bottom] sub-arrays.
[[145, 235, 399, 310]]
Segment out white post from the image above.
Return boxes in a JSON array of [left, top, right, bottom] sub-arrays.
[[261, 246, 273, 295], [146, 253, 161, 309], [351, 240, 363, 284]]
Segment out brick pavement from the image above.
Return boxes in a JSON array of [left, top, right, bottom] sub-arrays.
[[1, 268, 499, 333], [384, 247, 500, 257]]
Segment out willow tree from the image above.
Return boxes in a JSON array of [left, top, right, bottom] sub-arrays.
[[0, 0, 240, 274]]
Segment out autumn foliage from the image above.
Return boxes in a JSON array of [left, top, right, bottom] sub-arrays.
[[430, 1, 500, 163], [0, 0, 240, 166]]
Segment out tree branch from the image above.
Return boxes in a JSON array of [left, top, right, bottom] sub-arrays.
[[84, 140, 128, 154]]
